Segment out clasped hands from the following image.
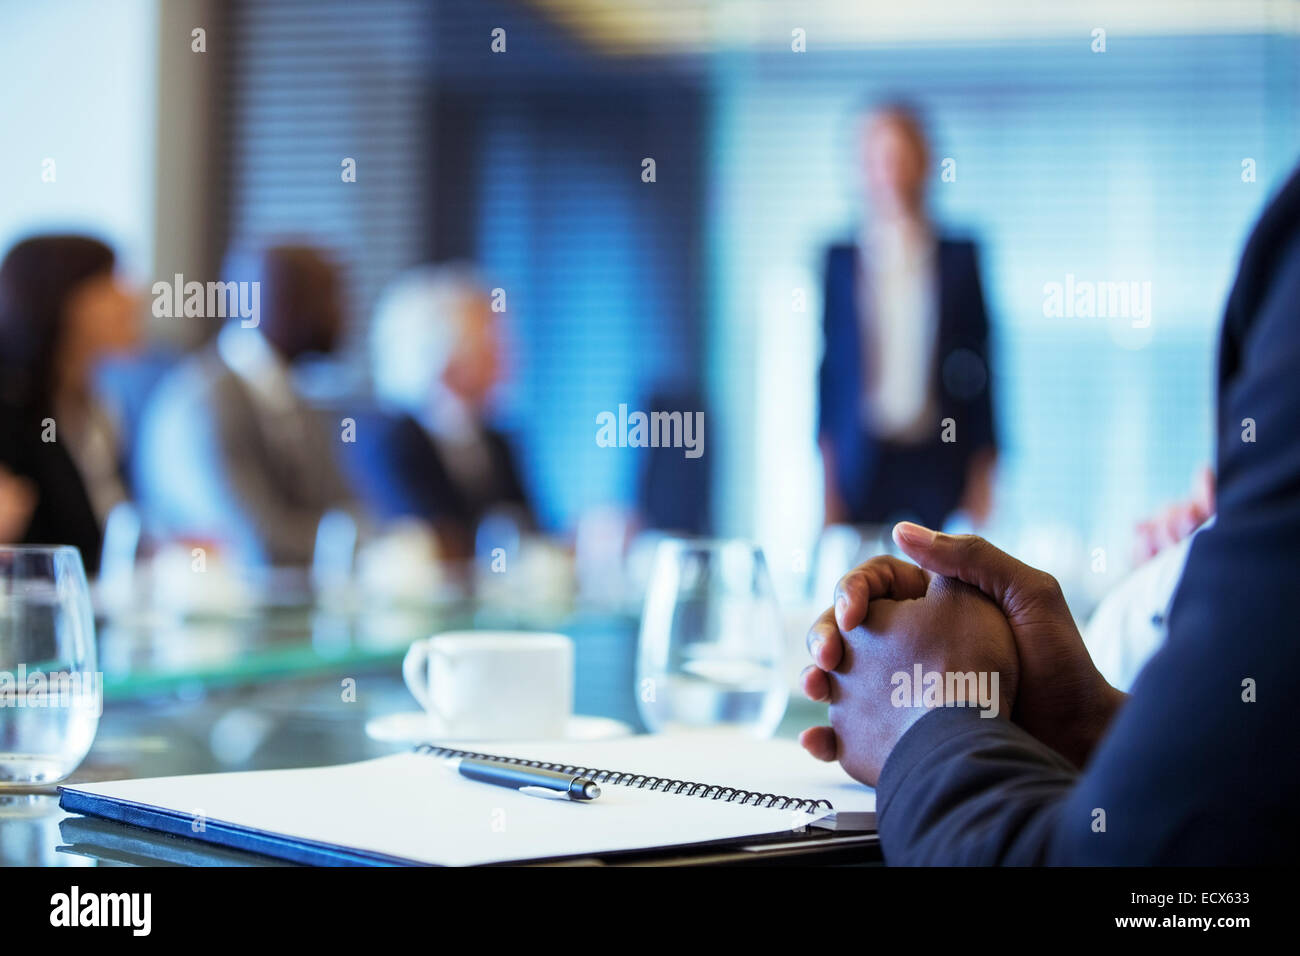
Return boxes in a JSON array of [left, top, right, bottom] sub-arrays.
[[799, 521, 1127, 786]]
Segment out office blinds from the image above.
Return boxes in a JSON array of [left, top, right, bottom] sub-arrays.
[[221, 0, 435, 385], [707, 33, 1300, 578]]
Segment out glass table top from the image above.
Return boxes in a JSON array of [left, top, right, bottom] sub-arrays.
[[1, 602, 829, 866]]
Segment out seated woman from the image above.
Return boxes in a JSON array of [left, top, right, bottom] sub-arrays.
[[0, 235, 139, 575], [345, 263, 533, 559]]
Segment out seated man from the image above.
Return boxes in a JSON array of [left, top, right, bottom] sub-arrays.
[[343, 263, 532, 559], [799, 163, 1300, 863], [136, 244, 355, 567]]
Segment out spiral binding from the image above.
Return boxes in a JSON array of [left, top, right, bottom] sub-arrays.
[[416, 743, 835, 813]]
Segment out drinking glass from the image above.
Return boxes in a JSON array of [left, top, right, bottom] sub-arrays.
[[636, 538, 787, 736], [0, 546, 100, 786]]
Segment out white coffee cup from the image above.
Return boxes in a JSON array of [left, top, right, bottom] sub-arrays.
[[402, 631, 574, 740]]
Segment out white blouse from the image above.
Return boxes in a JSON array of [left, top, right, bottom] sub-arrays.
[[857, 219, 940, 444]]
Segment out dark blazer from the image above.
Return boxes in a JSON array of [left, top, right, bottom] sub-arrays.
[[340, 409, 533, 549], [875, 166, 1300, 864], [818, 237, 995, 527], [0, 396, 111, 576]]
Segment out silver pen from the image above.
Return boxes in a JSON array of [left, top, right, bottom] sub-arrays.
[[450, 756, 602, 802]]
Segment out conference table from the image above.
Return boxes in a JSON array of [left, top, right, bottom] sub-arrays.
[[0, 596, 875, 866]]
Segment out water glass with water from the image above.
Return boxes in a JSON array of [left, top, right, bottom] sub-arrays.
[[636, 538, 787, 736], [0, 546, 100, 786]]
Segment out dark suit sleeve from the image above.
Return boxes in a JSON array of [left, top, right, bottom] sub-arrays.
[[0, 403, 22, 472], [377, 415, 461, 523], [876, 227, 1300, 866], [956, 242, 996, 453], [485, 428, 536, 528], [877, 708, 1077, 865], [817, 246, 843, 440], [0, 400, 106, 573]]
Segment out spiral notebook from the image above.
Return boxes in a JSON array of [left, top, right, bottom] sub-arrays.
[[59, 732, 875, 866]]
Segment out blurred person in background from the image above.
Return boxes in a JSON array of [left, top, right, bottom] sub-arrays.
[[135, 244, 355, 568], [0, 235, 139, 574], [818, 101, 997, 530], [346, 263, 532, 559], [1133, 464, 1214, 563], [1083, 465, 1216, 690]]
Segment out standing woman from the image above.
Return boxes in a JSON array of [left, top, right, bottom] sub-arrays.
[[0, 236, 139, 574], [818, 103, 997, 530]]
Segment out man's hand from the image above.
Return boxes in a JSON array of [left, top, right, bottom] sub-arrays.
[[803, 522, 1126, 769], [803, 574, 1017, 787]]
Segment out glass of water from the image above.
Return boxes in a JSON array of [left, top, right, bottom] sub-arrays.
[[0, 547, 100, 786], [636, 538, 787, 736]]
